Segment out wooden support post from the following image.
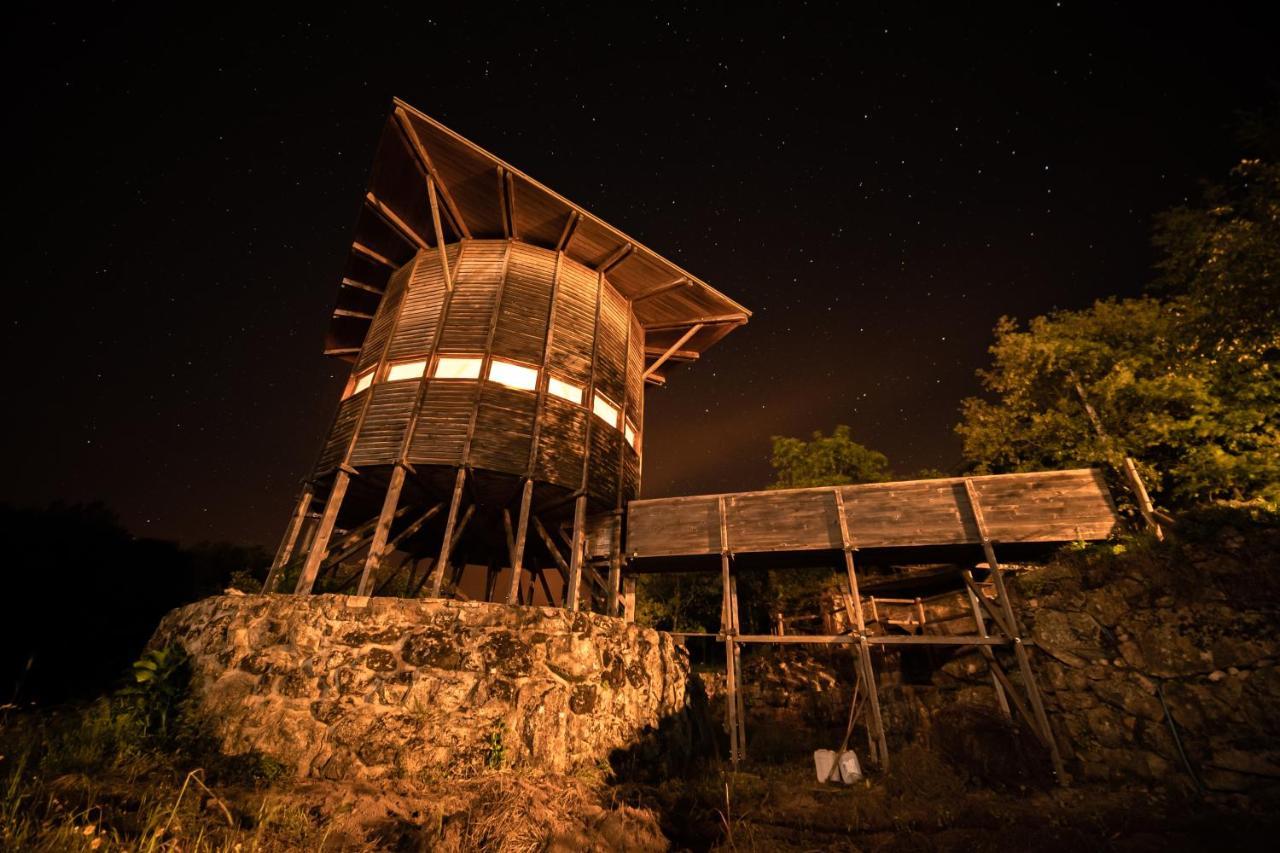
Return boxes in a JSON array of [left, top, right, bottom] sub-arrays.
[[834, 489, 888, 768], [294, 471, 350, 594], [533, 515, 571, 583], [264, 483, 314, 593], [622, 576, 636, 623], [503, 479, 534, 605], [730, 574, 747, 760], [717, 496, 742, 768], [564, 495, 588, 610], [962, 568, 1012, 719], [428, 468, 467, 597], [606, 515, 623, 616], [355, 465, 407, 597], [964, 478, 1066, 781], [426, 177, 454, 291]]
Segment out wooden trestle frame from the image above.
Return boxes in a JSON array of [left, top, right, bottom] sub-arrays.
[[703, 478, 1066, 780]]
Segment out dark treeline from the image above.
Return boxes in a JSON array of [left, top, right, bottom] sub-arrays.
[[0, 503, 268, 706]]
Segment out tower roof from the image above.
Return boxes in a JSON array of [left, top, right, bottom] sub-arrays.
[[327, 98, 750, 381]]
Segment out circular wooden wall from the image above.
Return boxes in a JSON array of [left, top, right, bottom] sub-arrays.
[[313, 239, 643, 513]]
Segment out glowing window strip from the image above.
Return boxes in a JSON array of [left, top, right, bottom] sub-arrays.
[[434, 357, 483, 379], [488, 358, 538, 391], [352, 369, 374, 395], [387, 360, 426, 382], [592, 392, 620, 428], [624, 419, 638, 449], [547, 375, 584, 405]]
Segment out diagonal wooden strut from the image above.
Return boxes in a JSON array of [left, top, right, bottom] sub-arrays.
[[962, 478, 1066, 781]]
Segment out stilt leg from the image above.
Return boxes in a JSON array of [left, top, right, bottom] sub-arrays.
[[730, 575, 747, 759], [355, 465, 407, 597], [428, 468, 467, 597], [965, 478, 1066, 782], [963, 568, 1011, 718], [622, 576, 636, 623], [564, 495, 588, 610], [504, 479, 534, 604], [294, 471, 350, 594], [264, 483, 314, 593]]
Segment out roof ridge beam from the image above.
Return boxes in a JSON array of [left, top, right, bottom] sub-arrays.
[[393, 107, 472, 239]]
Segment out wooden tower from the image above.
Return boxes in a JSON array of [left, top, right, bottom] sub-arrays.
[[264, 99, 750, 610]]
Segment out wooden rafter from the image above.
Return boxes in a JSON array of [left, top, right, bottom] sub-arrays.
[[643, 346, 698, 363], [632, 276, 689, 303], [352, 241, 397, 268], [333, 308, 375, 320], [556, 212, 582, 252], [365, 192, 430, 250], [599, 242, 634, 274], [643, 324, 702, 380], [341, 276, 385, 295], [393, 107, 472, 239], [323, 346, 361, 356], [643, 313, 748, 332]]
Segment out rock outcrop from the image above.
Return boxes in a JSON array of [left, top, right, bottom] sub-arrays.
[[1013, 536, 1280, 793], [150, 594, 699, 781]]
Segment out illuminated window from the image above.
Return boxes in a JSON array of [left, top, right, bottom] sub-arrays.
[[488, 358, 538, 391], [434, 357, 483, 379], [352, 369, 374, 395], [592, 392, 620, 428], [547, 375, 584, 405], [624, 419, 638, 449], [387, 360, 427, 382]]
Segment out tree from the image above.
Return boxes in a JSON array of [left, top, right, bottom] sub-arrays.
[[957, 157, 1280, 508], [769, 425, 892, 488]]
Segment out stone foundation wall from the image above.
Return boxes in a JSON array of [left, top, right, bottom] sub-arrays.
[[150, 594, 698, 781], [1015, 550, 1280, 793]]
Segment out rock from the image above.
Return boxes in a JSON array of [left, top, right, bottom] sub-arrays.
[[1032, 609, 1110, 665], [150, 594, 699, 780]]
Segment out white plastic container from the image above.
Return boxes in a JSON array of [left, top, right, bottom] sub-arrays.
[[814, 749, 862, 784]]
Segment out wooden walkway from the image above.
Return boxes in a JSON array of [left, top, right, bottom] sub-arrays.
[[619, 469, 1123, 784], [623, 468, 1119, 570]]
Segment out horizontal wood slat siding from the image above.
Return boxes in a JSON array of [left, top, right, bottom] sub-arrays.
[[408, 379, 473, 465], [546, 259, 596, 382], [354, 265, 409, 372], [492, 242, 555, 363], [438, 242, 505, 352], [386, 245, 455, 362], [627, 495, 720, 558], [585, 513, 620, 560], [534, 397, 586, 488], [310, 239, 644, 496], [587, 424, 621, 505], [351, 382, 417, 467], [470, 385, 538, 473], [626, 469, 1119, 558], [728, 490, 843, 552], [594, 280, 628, 405], [314, 396, 363, 475], [625, 313, 644, 427]]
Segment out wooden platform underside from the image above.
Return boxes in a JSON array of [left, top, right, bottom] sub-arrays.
[[624, 468, 1120, 571]]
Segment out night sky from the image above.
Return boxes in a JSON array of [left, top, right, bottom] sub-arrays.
[[6, 5, 1275, 548]]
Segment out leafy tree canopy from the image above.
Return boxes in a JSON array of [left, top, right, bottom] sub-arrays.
[[769, 425, 892, 489], [958, 157, 1280, 508]]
